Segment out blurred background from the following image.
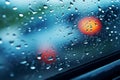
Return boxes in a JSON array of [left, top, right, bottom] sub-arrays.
[[0, 0, 120, 80]]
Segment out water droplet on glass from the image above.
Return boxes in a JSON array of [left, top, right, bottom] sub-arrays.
[[50, 9, 54, 13], [73, 0, 75, 2], [60, 0, 63, 3], [2, 15, 6, 18], [75, 7, 78, 12], [102, 10, 104, 13], [30, 66, 36, 70], [46, 66, 51, 70], [67, 64, 70, 67], [19, 14, 24, 17], [13, 33, 16, 36], [21, 51, 25, 55], [106, 27, 109, 30], [0, 38, 3, 44], [31, 17, 34, 20], [5, 0, 10, 5], [70, 2, 74, 6], [20, 61, 27, 64], [86, 53, 89, 55], [58, 68, 63, 71], [9, 40, 14, 45], [16, 45, 21, 50], [48, 56, 54, 61], [13, 6, 17, 10], [10, 73, 14, 77], [83, 0, 85, 2], [38, 75, 42, 78], [38, 16, 42, 19], [67, 7, 71, 10], [24, 44, 28, 47], [98, 8, 102, 11], [37, 56, 41, 60], [84, 41, 88, 44], [43, 5, 48, 9]]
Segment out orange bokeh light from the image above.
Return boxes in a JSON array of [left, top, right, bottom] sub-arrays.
[[78, 17, 102, 35]]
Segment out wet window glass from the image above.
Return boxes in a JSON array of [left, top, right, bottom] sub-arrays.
[[0, 0, 120, 80]]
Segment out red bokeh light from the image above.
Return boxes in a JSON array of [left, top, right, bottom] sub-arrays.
[[40, 49, 56, 64]]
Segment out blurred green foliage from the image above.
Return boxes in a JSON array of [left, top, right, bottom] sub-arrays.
[[0, 4, 48, 30]]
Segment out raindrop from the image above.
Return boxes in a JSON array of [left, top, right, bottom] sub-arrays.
[[115, 37, 118, 40], [60, 0, 63, 3], [2, 15, 6, 18], [10, 73, 14, 77], [47, 0, 49, 3], [109, 7, 112, 10], [29, 7, 37, 14], [0, 38, 3, 44], [75, 7, 78, 12], [84, 41, 88, 45], [21, 51, 25, 55], [106, 27, 109, 30], [30, 66, 36, 70], [110, 39, 113, 42], [38, 29, 41, 31], [43, 5, 48, 9], [98, 8, 102, 11], [70, 2, 74, 6], [13, 6, 17, 10], [38, 16, 42, 19], [13, 33, 16, 36], [100, 18, 103, 20], [28, 3, 32, 8], [113, 26, 116, 28], [67, 64, 70, 67], [41, 12, 45, 14], [114, 31, 117, 33], [65, 57, 68, 60], [102, 10, 105, 13], [83, 0, 85, 2], [68, 32, 73, 36], [112, 5, 115, 7], [37, 56, 41, 60], [114, 14, 117, 17], [81, 55, 85, 59], [67, 7, 71, 10], [111, 31, 114, 34], [50, 9, 54, 13], [24, 44, 28, 47], [86, 53, 89, 55], [5, 0, 10, 5], [109, 34, 112, 36], [38, 75, 42, 78], [58, 68, 63, 71], [100, 51, 103, 54], [19, 14, 24, 17], [31, 17, 34, 20], [73, 0, 75, 2], [20, 61, 27, 64], [9, 40, 14, 45], [48, 56, 54, 61], [16, 45, 21, 50], [46, 66, 51, 70], [98, 6, 102, 11]]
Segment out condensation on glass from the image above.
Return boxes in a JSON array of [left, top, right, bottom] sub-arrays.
[[0, 0, 120, 80]]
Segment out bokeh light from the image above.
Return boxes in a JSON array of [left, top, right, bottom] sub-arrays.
[[78, 17, 102, 35]]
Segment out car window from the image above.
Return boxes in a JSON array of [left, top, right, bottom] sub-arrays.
[[0, 0, 120, 80]]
